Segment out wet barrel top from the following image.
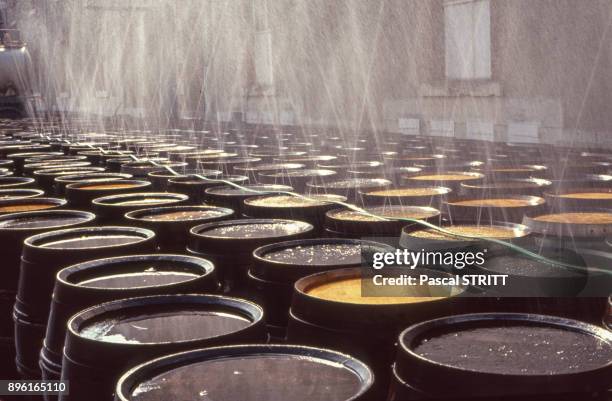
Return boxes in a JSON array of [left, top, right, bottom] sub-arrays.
[[116, 345, 373, 401], [395, 313, 612, 398], [189, 218, 314, 253]]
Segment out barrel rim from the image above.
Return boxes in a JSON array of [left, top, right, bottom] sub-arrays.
[[23, 225, 155, 251], [114, 343, 374, 401], [66, 293, 265, 346], [91, 191, 188, 207], [57, 253, 215, 290], [396, 312, 612, 391], [125, 204, 234, 223], [0, 209, 95, 231]]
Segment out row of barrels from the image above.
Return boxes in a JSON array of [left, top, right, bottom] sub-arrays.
[[0, 120, 609, 400]]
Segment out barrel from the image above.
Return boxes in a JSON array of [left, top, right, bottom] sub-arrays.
[[461, 178, 553, 197], [41, 254, 220, 384], [306, 178, 391, 205], [258, 168, 337, 192], [0, 176, 36, 190], [54, 172, 133, 196], [390, 313, 612, 400], [65, 180, 152, 210], [61, 294, 266, 401], [167, 175, 223, 204], [360, 186, 451, 208], [522, 210, 612, 251], [287, 267, 467, 397], [14, 226, 156, 378], [324, 205, 441, 239], [146, 170, 185, 191], [92, 192, 188, 224], [125, 205, 234, 252], [203, 184, 291, 216], [120, 161, 187, 178], [188, 218, 313, 294], [33, 167, 106, 194], [444, 195, 547, 224], [0, 188, 44, 200], [243, 193, 345, 234], [250, 238, 394, 334], [114, 344, 375, 401], [0, 197, 67, 215], [402, 171, 484, 193]]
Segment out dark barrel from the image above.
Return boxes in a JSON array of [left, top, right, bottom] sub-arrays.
[[360, 186, 451, 208], [287, 267, 468, 396], [243, 193, 345, 234], [0, 209, 93, 383], [203, 183, 288, 216], [14, 226, 156, 378], [33, 167, 105, 194], [114, 344, 375, 401], [65, 180, 152, 210], [444, 195, 547, 224], [324, 205, 441, 239], [257, 168, 337, 193], [0, 176, 36, 190], [61, 294, 266, 401], [0, 188, 44, 200], [188, 218, 313, 294], [166, 175, 224, 204], [125, 205, 234, 252], [41, 254, 220, 384], [0, 197, 67, 215], [390, 313, 612, 400], [250, 238, 394, 333], [92, 192, 188, 224], [54, 172, 133, 196], [306, 178, 391, 205]]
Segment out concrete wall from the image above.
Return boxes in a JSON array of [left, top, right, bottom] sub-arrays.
[[8, 0, 612, 144]]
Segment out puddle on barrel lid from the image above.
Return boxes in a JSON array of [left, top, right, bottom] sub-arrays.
[[80, 310, 251, 344], [203, 222, 309, 239], [0, 215, 89, 229], [40, 234, 144, 249], [114, 198, 180, 206], [139, 209, 227, 222], [80, 183, 140, 190], [0, 203, 58, 213], [77, 269, 200, 289], [263, 243, 362, 265], [306, 277, 448, 305], [130, 353, 362, 401], [413, 324, 612, 375]]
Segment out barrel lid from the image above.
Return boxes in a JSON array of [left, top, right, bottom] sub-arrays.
[[523, 208, 612, 237], [115, 344, 373, 401], [0, 176, 35, 187], [400, 222, 530, 251], [325, 205, 440, 236], [252, 238, 394, 282], [0, 188, 44, 200], [92, 192, 188, 210], [22, 225, 155, 262], [189, 218, 313, 254], [0, 197, 67, 214], [55, 172, 133, 185], [67, 294, 263, 347], [58, 254, 215, 291], [395, 313, 612, 398], [0, 209, 95, 231], [205, 184, 292, 197], [125, 205, 234, 225]]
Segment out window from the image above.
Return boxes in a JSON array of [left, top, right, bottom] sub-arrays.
[[253, 0, 273, 88], [444, 0, 491, 80]]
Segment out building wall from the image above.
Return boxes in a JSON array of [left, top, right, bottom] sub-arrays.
[[8, 0, 612, 144]]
